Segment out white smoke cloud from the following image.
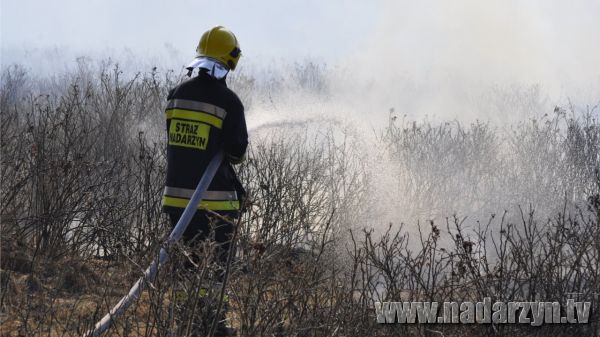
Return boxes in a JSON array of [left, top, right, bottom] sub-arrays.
[[243, 1, 600, 230], [335, 0, 600, 124]]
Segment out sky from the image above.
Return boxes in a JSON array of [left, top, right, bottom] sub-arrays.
[[1, 0, 380, 68]]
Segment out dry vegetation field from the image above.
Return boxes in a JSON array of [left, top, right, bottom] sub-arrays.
[[1, 61, 599, 336]]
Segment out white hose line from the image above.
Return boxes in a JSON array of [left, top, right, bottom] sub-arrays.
[[84, 151, 224, 337]]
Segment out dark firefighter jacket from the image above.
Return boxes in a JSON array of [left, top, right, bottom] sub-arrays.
[[162, 70, 248, 213]]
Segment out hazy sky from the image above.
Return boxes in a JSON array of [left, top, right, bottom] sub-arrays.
[[2, 0, 599, 77], [2, 0, 599, 121], [1, 0, 380, 68]]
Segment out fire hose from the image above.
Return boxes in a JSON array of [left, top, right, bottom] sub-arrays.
[[84, 151, 224, 337]]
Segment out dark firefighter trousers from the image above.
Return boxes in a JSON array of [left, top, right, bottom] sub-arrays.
[[169, 209, 237, 281]]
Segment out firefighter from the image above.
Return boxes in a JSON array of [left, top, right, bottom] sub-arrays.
[[163, 26, 247, 336]]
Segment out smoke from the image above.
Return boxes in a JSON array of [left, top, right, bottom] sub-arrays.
[[245, 0, 600, 137], [243, 1, 600, 230], [335, 0, 600, 124]]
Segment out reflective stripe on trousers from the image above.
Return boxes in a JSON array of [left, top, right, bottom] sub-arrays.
[[163, 186, 239, 211]]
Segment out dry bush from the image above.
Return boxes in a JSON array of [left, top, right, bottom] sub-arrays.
[[382, 107, 600, 223]]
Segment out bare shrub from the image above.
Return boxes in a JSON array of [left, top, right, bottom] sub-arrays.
[[382, 107, 600, 224]]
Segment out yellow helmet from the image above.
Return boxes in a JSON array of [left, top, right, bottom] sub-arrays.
[[196, 26, 241, 71]]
